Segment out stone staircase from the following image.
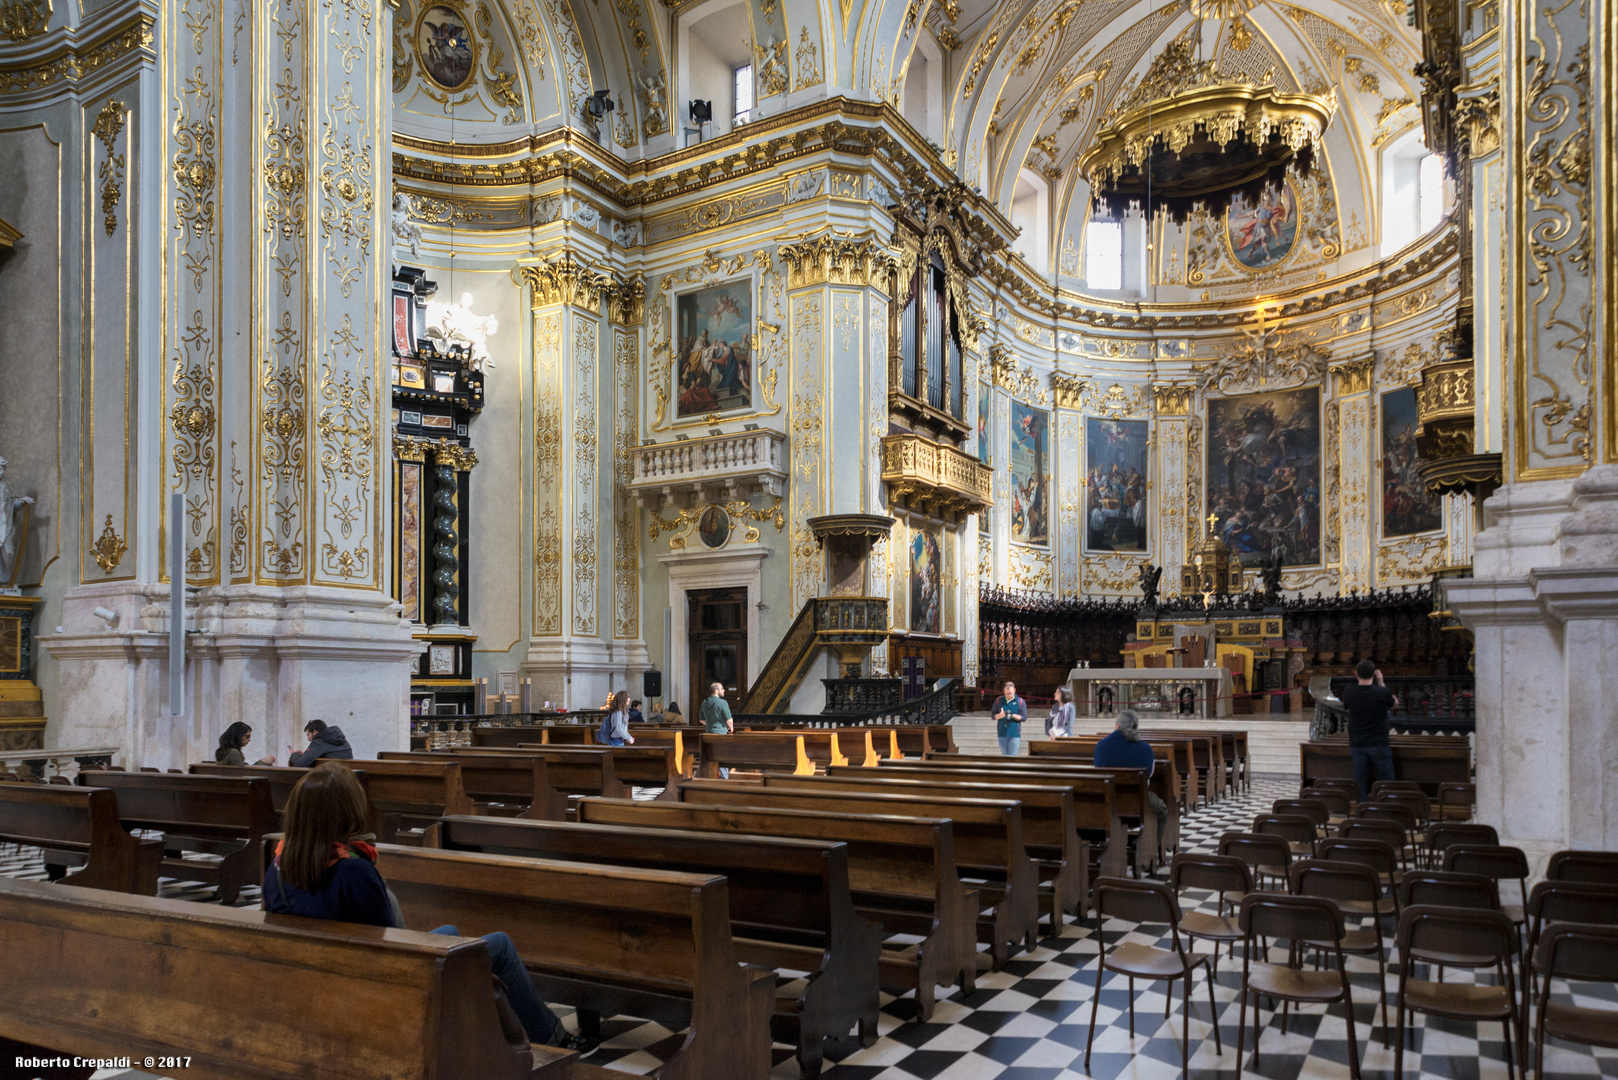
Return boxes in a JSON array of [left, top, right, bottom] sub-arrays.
[[949, 713, 1023, 755]]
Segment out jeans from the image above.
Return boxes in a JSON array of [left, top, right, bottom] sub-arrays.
[[1351, 745, 1395, 803], [606, 737, 624, 747], [997, 735, 1021, 756], [431, 925, 560, 1044]]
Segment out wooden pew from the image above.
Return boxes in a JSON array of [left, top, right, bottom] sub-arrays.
[[376, 751, 566, 820], [1300, 738, 1472, 795], [617, 728, 694, 777], [862, 757, 1160, 873], [778, 770, 1089, 934], [374, 843, 776, 1080], [576, 796, 976, 1021], [188, 763, 384, 840], [540, 726, 597, 745], [425, 746, 630, 800], [331, 759, 473, 842], [0, 783, 162, 895], [678, 778, 1039, 967], [698, 732, 815, 777], [0, 875, 582, 1080], [912, 751, 1177, 861], [1138, 730, 1245, 799], [427, 815, 882, 1078], [517, 744, 687, 794], [1027, 736, 1200, 812], [71, 771, 272, 904]]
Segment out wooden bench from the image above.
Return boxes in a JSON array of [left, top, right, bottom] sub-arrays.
[[427, 815, 882, 1079], [788, 769, 1090, 933], [615, 728, 694, 777], [376, 751, 567, 820], [698, 732, 816, 777], [448, 746, 629, 800], [1028, 735, 1202, 812], [373, 843, 776, 1080], [188, 763, 376, 826], [72, 771, 272, 904], [0, 875, 591, 1080], [1300, 738, 1472, 795], [516, 744, 685, 793], [332, 760, 473, 842], [539, 726, 596, 745], [0, 782, 162, 895], [679, 778, 1039, 967], [1138, 730, 1247, 797], [908, 752, 1176, 855], [575, 796, 976, 1021]]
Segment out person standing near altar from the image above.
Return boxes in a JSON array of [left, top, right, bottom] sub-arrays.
[[992, 681, 1026, 756]]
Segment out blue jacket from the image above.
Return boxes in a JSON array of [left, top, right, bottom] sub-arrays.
[[1093, 728, 1155, 775], [263, 851, 399, 929]]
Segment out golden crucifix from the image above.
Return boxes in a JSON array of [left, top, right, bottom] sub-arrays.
[[1206, 511, 1219, 531]]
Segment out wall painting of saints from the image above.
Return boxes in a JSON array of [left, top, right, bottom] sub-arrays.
[[1381, 387, 1444, 536], [1009, 402, 1050, 546], [675, 280, 753, 418], [909, 528, 943, 635], [1226, 182, 1298, 271], [1085, 417, 1149, 552], [977, 385, 990, 464], [416, 5, 478, 92], [1206, 386, 1322, 565]]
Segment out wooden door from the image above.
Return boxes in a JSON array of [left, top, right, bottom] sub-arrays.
[[687, 588, 747, 719]]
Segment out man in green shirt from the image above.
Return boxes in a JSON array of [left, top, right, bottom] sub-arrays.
[[699, 682, 733, 778]]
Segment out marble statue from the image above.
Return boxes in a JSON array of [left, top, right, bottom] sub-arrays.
[[425, 292, 498, 371], [391, 192, 422, 274], [634, 70, 668, 137], [1259, 541, 1286, 606], [0, 457, 34, 587]]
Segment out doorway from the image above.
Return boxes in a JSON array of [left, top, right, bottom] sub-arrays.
[[687, 587, 747, 719]]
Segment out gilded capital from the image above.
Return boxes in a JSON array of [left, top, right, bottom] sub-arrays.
[[518, 252, 615, 313], [394, 434, 435, 463], [1153, 383, 1194, 416], [434, 440, 479, 471], [608, 276, 645, 327], [776, 229, 894, 295], [1052, 372, 1089, 410], [1330, 357, 1375, 395]]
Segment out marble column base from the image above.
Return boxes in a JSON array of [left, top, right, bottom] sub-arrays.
[[1450, 466, 1618, 863], [42, 582, 423, 771], [520, 637, 651, 710]]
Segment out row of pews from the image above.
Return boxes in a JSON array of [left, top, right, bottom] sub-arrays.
[[0, 722, 1231, 1080]]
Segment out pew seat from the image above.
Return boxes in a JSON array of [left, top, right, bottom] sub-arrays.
[[0, 782, 162, 895]]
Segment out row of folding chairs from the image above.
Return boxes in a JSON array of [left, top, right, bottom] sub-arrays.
[[1086, 851, 1618, 1080]]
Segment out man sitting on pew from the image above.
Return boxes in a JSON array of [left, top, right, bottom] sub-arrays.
[[263, 763, 599, 1055], [1092, 710, 1168, 835], [286, 719, 354, 767]]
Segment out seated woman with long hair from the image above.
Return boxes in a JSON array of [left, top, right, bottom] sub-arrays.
[[262, 762, 597, 1055], [214, 721, 275, 766]]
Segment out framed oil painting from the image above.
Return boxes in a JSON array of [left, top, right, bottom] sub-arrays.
[[1226, 182, 1298, 271], [1009, 401, 1050, 546], [675, 279, 753, 418], [909, 527, 942, 635], [416, 5, 477, 92], [1206, 386, 1321, 565], [1085, 417, 1149, 552], [697, 504, 731, 549], [977, 385, 990, 464], [1381, 387, 1444, 536]]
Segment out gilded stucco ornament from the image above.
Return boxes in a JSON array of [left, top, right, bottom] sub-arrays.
[[90, 514, 127, 574]]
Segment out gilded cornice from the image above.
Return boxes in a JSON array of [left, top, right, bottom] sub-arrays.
[[777, 230, 896, 295], [518, 252, 616, 313], [1052, 373, 1088, 410], [0, 11, 153, 95]]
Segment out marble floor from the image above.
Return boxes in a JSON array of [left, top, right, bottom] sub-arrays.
[[2, 776, 1612, 1080]]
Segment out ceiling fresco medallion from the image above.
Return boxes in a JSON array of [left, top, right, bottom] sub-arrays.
[[415, 3, 479, 93]]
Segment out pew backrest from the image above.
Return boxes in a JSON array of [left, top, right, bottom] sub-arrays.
[[0, 782, 162, 895]]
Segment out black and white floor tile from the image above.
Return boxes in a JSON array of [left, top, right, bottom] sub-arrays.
[[3, 778, 1614, 1080]]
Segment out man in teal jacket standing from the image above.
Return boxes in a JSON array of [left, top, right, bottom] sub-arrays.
[[992, 680, 1026, 756]]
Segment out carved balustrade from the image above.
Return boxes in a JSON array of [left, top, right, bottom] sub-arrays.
[[879, 433, 993, 522], [628, 429, 787, 509]]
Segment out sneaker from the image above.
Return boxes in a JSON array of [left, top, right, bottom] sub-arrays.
[[551, 1031, 600, 1057]]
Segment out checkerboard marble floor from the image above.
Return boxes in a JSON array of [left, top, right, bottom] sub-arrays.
[[3, 776, 1614, 1080]]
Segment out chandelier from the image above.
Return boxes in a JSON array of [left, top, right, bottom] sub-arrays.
[[1078, 37, 1336, 223]]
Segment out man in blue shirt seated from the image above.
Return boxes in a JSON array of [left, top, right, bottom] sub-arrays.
[[1092, 709, 1169, 836]]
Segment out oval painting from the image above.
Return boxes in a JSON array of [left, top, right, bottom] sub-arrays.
[[1225, 182, 1298, 270], [698, 505, 730, 549], [416, 5, 477, 92]]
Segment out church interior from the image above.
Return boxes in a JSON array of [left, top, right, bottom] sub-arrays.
[[0, 0, 1615, 1074]]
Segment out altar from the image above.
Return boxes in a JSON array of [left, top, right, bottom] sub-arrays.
[[1066, 666, 1234, 719]]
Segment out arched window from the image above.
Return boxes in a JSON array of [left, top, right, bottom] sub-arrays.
[[897, 246, 966, 421]]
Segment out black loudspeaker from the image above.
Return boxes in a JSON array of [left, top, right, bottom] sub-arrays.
[[643, 670, 662, 698]]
